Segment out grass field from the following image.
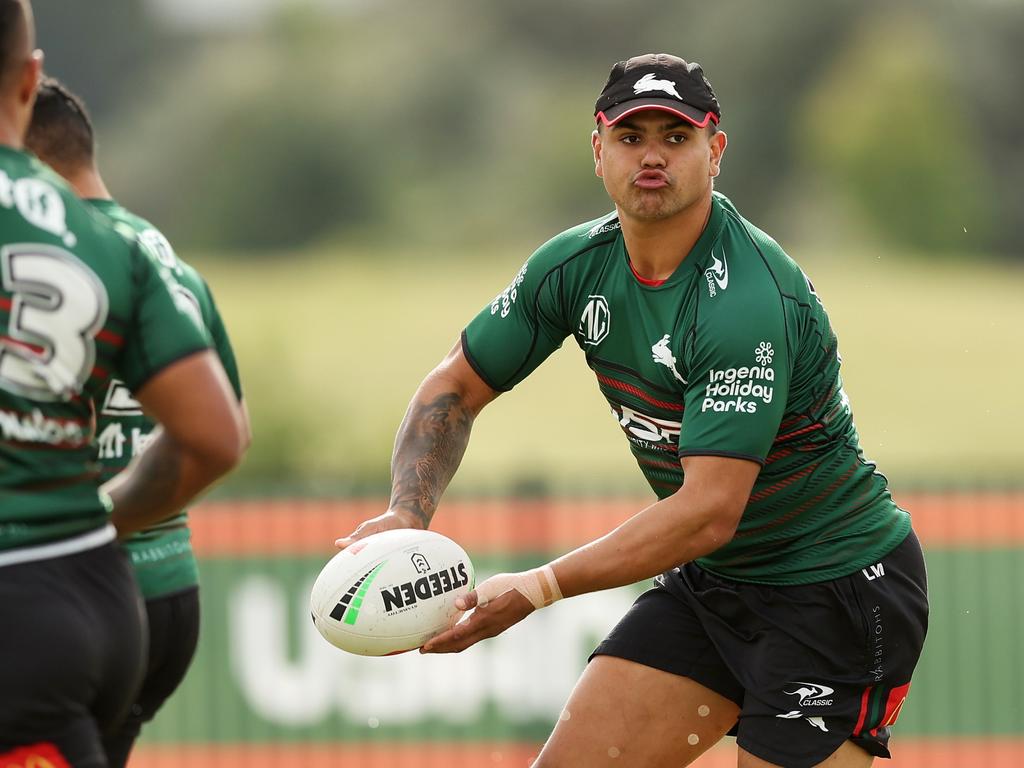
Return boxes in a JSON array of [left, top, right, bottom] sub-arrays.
[[193, 246, 1023, 494]]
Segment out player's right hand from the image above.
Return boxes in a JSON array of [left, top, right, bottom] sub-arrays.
[[334, 508, 425, 549]]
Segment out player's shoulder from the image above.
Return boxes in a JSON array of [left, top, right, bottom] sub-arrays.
[[90, 200, 211, 297], [709, 192, 809, 304], [527, 211, 622, 270], [0, 148, 132, 258]]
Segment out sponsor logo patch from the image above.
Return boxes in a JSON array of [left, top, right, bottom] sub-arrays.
[[490, 263, 528, 319], [611, 403, 681, 445], [701, 341, 776, 414], [579, 295, 611, 345]]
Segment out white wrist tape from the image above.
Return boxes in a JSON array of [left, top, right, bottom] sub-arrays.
[[475, 565, 563, 610]]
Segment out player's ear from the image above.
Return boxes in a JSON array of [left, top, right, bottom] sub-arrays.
[[18, 50, 42, 108], [592, 128, 604, 178], [708, 128, 726, 179]]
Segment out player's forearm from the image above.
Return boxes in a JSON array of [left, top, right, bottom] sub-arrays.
[[106, 428, 240, 536], [388, 381, 477, 528], [549, 491, 739, 598]]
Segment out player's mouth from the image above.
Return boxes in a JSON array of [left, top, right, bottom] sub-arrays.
[[633, 170, 670, 190]]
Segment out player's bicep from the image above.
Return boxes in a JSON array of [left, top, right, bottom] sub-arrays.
[[462, 256, 569, 391], [678, 454, 761, 533]]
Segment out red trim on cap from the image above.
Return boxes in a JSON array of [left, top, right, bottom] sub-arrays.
[[597, 105, 718, 128]]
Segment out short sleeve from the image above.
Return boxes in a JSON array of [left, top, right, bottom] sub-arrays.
[[200, 279, 243, 401], [461, 247, 571, 391], [115, 239, 211, 392], [678, 292, 790, 464]]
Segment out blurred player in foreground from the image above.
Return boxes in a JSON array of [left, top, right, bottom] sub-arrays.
[[0, 1, 246, 764], [338, 53, 928, 767], [25, 76, 250, 767]]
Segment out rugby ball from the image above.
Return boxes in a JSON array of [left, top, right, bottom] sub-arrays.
[[310, 529, 475, 656]]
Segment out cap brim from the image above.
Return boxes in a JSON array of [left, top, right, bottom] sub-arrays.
[[597, 99, 718, 128]]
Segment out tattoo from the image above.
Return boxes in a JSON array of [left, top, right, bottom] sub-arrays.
[[389, 392, 474, 527]]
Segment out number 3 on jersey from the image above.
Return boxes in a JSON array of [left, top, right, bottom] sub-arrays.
[[0, 245, 109, 401]]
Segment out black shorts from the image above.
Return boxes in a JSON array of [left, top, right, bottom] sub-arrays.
[[0, 541, 146, 768], [104, 587, 201, 768], [593, 529, 929, 768]]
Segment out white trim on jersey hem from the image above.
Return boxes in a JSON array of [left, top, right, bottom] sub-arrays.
[[0, 523, 116, 568]]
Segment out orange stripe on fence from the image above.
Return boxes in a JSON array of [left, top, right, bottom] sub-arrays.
[[130, 739, 1024, 768], [188, 493, 1024, 557]]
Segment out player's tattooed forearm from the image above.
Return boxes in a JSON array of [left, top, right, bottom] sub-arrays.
[[390, 392, 474, 527], [121, 440, 182, 513]]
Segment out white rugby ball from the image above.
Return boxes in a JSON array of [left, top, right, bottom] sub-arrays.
[[310, 529, 475, 656]]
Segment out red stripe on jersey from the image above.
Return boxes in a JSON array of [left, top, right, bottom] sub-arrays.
[[0, 296, 11, 310], [597, 373, 683, 411], [96, 328, 124, 346], [637, 456, 683, 471], [776, 423, 825, 442], [747, 464, 817, 503], [765, 446, 794, 463], [740, 459, 857, 538]]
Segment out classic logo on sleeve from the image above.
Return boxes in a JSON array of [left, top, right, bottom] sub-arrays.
[[490, 262, 528, 319], [704, 248, 728, 297], [701, 341, 775, 414]]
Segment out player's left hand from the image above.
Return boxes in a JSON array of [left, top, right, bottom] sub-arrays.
[[419, 575, 535, 654]]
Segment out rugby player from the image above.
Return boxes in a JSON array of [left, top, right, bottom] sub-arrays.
[[25, 76, 250, 767], [338, 53, 928, 767], [0, 2, 246, 765]]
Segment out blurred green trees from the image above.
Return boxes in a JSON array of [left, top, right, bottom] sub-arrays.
[[33, 0, 1023, 256]]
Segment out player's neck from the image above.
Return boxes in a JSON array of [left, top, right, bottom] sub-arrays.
[[618, 195, 712, 282], [68, 166, 112, 201], [0, 115, 25, 150]]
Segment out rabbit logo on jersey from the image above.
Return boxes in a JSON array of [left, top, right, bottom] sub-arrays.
[[702, 342, 775, 414]]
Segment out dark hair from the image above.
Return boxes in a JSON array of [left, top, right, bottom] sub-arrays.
[[0, 0, 28, 87], [26, 76, 96, 171]]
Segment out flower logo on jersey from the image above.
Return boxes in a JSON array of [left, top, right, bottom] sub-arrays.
[[754, 341, 774, 366], [579, 295, 610, 345]]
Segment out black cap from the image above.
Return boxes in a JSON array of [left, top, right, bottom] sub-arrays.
[[594, 53, 721, 128]]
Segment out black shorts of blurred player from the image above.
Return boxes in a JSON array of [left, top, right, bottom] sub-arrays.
[[0, 540, 146, 768], [104, 586, 201, 768], [592, 530, 928, 767]]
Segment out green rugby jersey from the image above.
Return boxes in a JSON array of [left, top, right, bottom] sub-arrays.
[[0, 147, 210, 552], [90, 199, 242, 599], [463, 192, 910, 585]]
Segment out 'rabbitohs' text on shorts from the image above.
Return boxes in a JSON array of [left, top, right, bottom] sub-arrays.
[[592, 530, 929, 767]]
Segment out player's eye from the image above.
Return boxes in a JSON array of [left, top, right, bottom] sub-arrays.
[[620, 134, 641, 145], [666, 133, 687, 144]]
